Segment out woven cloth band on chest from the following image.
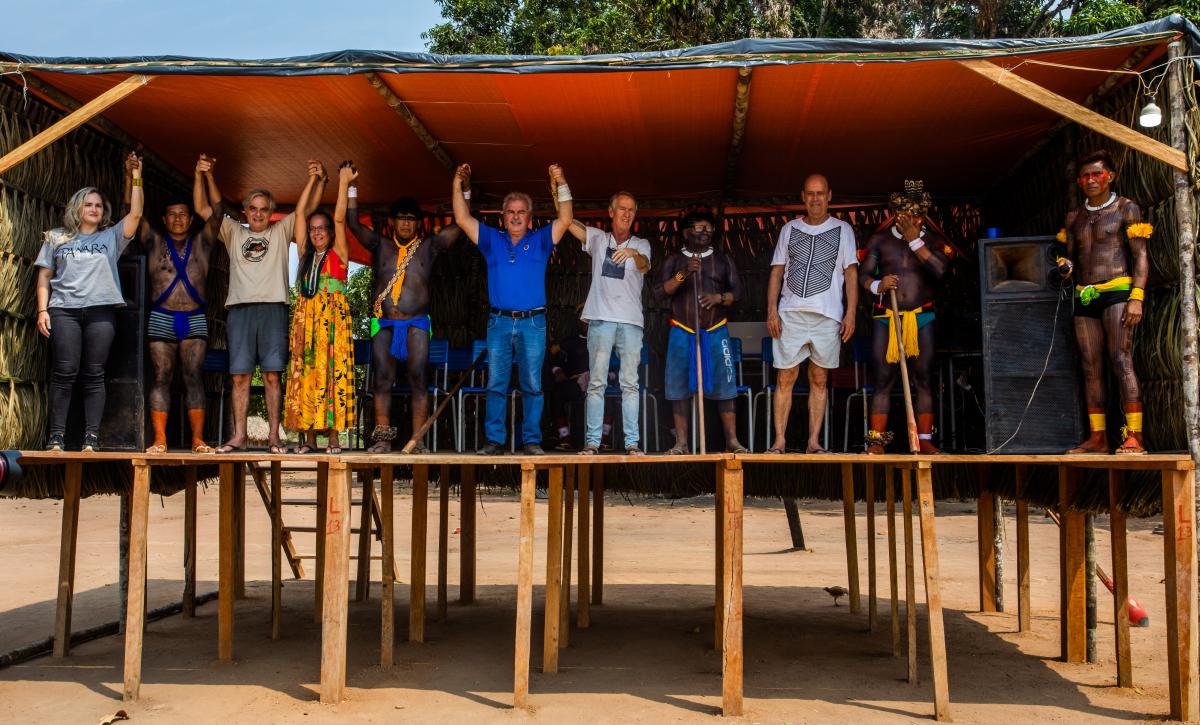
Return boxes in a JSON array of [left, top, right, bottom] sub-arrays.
[[1075, 276, 1132, 305], [670, 318, 727, 394], [871, 306, 933, 363], [372, 315, 431, 361], [373, 233, 423, 317], [152, 235, 206, 340]]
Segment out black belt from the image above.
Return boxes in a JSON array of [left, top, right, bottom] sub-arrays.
[[491, 306, 545, 319]]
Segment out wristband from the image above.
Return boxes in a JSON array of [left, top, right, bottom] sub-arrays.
[[38, 308, 48, 314], [131, 177, 143, 187], [1128, 287, 1145, 302], [870, 280, 881, 295], [462, 189, 471, 200], [908, 237, 925, 252], [347, 186, 358, 199], [557, 184, 572, 203]]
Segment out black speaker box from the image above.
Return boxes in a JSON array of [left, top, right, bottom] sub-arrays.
[[978, 236, 1082, 453]]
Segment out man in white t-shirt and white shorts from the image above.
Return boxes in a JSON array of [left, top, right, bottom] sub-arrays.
[[766, 174, 858, 453]]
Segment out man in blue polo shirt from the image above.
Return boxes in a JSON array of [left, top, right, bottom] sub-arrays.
[[452, 162, 574, 455]]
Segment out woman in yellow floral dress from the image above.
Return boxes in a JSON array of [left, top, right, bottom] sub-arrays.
[[285, 162, 357, 453]]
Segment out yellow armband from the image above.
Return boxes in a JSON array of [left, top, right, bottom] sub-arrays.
[[1128, 288, 1144, 302], [1055, 228, 1067, 243]]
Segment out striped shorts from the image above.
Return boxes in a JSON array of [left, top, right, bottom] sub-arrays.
[[148, 308, 208, 343]]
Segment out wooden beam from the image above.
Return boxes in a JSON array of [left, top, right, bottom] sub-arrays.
[[841, 463, 861, 613], [866, 463, 877, 633], [364, 72, 457, 173], [1162, 467, 1199, 721], [355, 470, 373, 602], [721, 459, 745, 717], [183, 466, 197, 619], [1016, 464, 1031, 633], [543, 466, 564, 674], [122, 460, 151, 702], [233, 462, 246, 600], [916, 465, 951, 721], [1059, 466, 1087, 663], [1108, 469, 1132, 688], [380, 464, 395, 668], [218, 462, 234, 661], [314, 463, 328, 624], [903, 469, 918, 684], [0, 74, 152, 175], [514, 463, 537, 709], [270, 462, 282, 641], [592, 466, 604, 606], [54, 461, 82, 658], [459, 465, 476, 604], [560, 465, 575, 649], [977, 466, 998, 613], [577, 464, 591, 629], [410, 464, 429, 642], [319, 462, 353, 705], [714, 461, 725, 651], [438, 464, 450, 623], [722, 67, 753, 196], [958, 59, 1187, 171], [886, 467, 900, 657]]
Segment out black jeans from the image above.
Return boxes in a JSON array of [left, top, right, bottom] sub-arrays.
[[48, 306, 116, 437]]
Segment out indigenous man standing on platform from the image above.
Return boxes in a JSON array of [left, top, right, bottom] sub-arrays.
[[194, 154, 326, 453], [125, 155, 222, 453], [567, 192, 651, 455], [452, 163, 574, 455], [656, 208, 747, 455], [344, 164, 461, 452], [1059, 149, 1149, 454], [859, 181, 948, 454], [766, 174, 858, 454]]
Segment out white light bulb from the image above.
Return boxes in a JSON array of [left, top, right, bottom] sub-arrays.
[[1139, 97, 1162, 129]]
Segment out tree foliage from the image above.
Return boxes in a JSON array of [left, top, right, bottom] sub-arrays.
[[423, 0, 1198, 51]]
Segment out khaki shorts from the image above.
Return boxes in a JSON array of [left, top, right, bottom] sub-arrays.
[[773, 310, 841, 369]]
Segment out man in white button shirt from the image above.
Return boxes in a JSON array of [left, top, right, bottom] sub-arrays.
[[567, 192, 651, 455], [765, 174, 858, 453]]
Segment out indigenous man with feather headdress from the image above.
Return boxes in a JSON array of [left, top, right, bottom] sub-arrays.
[[859, 180, 949, 454], [344, 164, 461, 453]]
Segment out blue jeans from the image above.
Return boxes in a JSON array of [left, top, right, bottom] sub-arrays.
[[585, 320, 642, 448], [485, 313, 546, 446]]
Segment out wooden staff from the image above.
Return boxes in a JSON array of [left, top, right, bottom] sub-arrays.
[[401, 349, 488, 454], [888, 289, 920, 454], [693, 256, 707, 454]]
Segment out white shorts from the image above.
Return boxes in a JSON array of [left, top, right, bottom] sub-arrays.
[[773, 310, 841, 369]]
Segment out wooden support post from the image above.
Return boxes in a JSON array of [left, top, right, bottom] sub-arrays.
[[183, 466, 197, 619], [543, 466, 564, 673], [978, 465, 998, 612], [1108, 469, 1131, 688], [364, 72, 458, 173], [1016, 465, 1031, 633], [459, 465, 476, 604], [841, 463, 861, 613], [1059, 466, 1086, 663], [1162, 467, 1198, 721], [714, 461, 725, 652], [577, 464, 591, 629], [218, 462, 235, 661], [514, 464, 537, 709], [355, 470, 373, 602], [560, 465, 575, 649], [902, 468, 917, 684], [319, 462, 353, 705], [410, 464, 429, 642], [886, 467, 900, 657], [380, 465, 395, 667], [783, 498, 806, 549], [270, 462, 282, 641], [54, 461, 82, 657], [721, 460, 745, 717], [916, 465, 951, 721], [122, 461, 151, 702], [438, 464, 450, 623], [866, 463, 877, 632], [315, 462, 328, 624], [0, 75, 153, 175], [234, 462, 246, 599], [592, 465, 604, 606]]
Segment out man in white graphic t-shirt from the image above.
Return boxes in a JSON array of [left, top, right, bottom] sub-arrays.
[[765, 174, 858, 453]]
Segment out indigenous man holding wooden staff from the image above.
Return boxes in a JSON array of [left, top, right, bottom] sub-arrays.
[[343, 162, 461, 453], [656, 207, 747, 455], [766, 174, 858, 454], [859, 181, 949, 454], [1058, 149, 1150, 455], [452, 162, 574, 455], [123, 155, 222, 453]]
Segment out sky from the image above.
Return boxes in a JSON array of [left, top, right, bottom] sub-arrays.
[[0, 0, 445, 58]]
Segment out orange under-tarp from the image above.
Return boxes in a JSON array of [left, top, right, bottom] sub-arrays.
[[8, 28, 1181, 264]]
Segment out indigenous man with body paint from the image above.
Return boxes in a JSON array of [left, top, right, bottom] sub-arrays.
[[124, 155, 222, 453], [1058, 149, 1149, 454], [343, 162, 461, 453], [655, 208, 748, 455], [859, 180, 949, 454]]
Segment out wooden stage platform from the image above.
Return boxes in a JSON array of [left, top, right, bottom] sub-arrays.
[[11, 450, 1198, 722]]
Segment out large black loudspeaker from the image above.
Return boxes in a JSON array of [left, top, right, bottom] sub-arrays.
[[978, 236, 1082, 453], [65, 257, 146, 451]]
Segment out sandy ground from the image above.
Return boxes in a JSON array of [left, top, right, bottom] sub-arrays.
[[0, 471, 1179, 724]]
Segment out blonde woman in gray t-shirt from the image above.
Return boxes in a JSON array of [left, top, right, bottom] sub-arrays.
[[34, 152, 144, 452]]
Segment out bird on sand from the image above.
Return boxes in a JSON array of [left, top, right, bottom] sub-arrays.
[[823, 586, 849, 606]]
